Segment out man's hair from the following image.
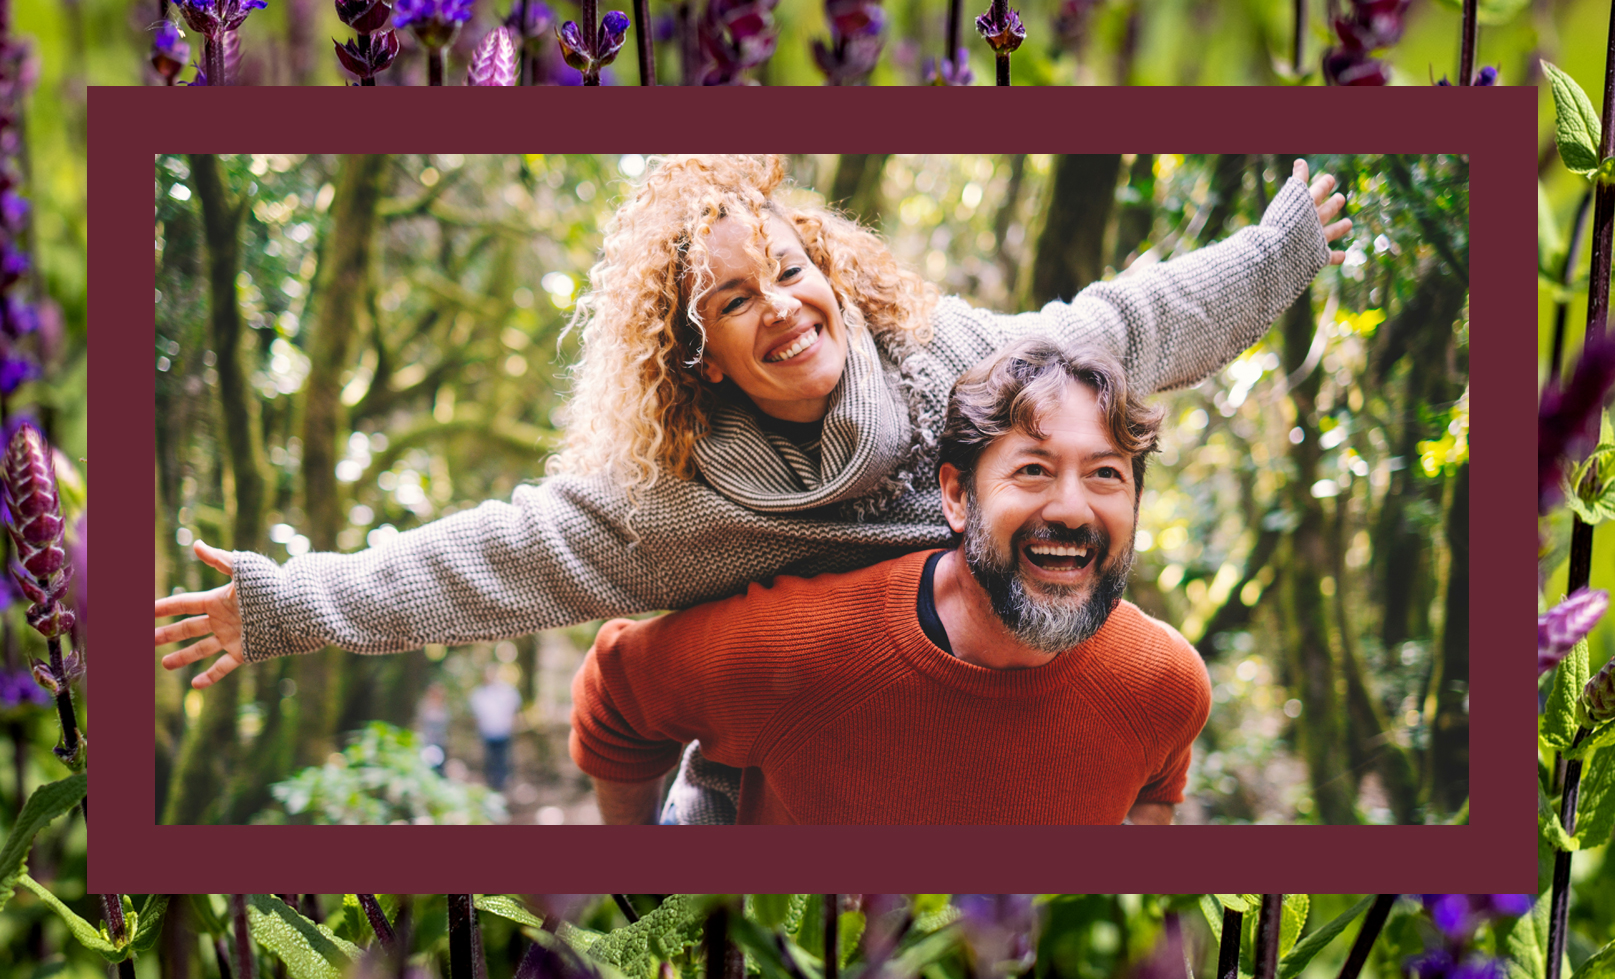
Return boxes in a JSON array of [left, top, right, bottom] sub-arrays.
[[937, 338, 1165, 495]]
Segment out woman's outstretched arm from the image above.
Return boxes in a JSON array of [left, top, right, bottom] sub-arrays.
[[931, 159, 1351, 396]]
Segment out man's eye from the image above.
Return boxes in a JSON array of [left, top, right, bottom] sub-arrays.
[[1096, 466, 1122, 479], [1019, 464, 1046, 477]]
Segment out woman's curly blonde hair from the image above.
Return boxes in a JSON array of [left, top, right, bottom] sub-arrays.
[[550, 155, 939, 497]]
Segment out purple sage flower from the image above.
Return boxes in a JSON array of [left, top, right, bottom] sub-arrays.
[[557, 9, 629, 78], [1321, 0, 1408, 85], [1582, 656, 1615, 726], [1540, 328, 1615, 513], [1, 424, 74, 641], [151, 20, 191, 84], [1436, 65, 1498, 85], [923, 48, 973, 84], [1407, 950, 1507, 979], [0, 668, 49, 708], [1418, 895, 1534, 940], [337, 0, 395, 30], [695, 0, 779, 84], [174, 0, 268, 40], [813, 0, 885, 84], [975, 4, 1025, 54], [1541, 588, 1608, 676], [467, 26, 518, 83], [955, 895, 1038, 975], [395, 0, 473, 47], [334, 29, 401, 80]]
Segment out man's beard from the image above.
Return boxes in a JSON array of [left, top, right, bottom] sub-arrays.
[[961, 498, 1134, 654]]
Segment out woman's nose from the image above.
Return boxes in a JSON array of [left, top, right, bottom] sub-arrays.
[[764, 290, 800, 322]]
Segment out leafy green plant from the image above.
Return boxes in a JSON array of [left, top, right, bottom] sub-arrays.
[[258, 721, 506, 825]]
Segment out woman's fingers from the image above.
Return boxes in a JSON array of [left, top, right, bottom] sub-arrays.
[[1317, 191, 1346, 224], [1293, 159, 1310, 185], [155, 614, 215, 648], [154, 592, 208, 619], [161, 635, 222, 671], [1309, 172, 1336, 206], [1322, 217, 1353, 244], [192, 652, 244, 689], [193, 539, 235, 576]]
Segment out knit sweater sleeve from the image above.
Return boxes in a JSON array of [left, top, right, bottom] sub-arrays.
[[926, 174, 1331, 395], [231, 469, 940, 662]]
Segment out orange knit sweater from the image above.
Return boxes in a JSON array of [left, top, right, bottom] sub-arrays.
[[570, 550, 1212, 824]]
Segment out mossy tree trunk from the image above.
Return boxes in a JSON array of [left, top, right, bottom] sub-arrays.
[[829, 154, 891, 228], [1028, 155, 1122, 306]]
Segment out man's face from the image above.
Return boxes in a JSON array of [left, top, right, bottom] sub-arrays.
[[949, 379, 1138, 653]]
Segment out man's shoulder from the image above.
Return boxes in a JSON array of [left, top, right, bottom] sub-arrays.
[[1096, 602, 1212, 696]]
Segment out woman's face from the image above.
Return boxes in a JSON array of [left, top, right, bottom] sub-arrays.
[[690, 213, 849, 423]]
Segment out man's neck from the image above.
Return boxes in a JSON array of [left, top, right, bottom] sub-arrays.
[[931, 549, 1062, 670]]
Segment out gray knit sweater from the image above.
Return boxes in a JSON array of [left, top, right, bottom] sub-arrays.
[[231, 175, 1329, 820]]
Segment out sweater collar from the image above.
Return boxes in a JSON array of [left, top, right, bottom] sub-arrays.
[[692, 325, 913, 513]]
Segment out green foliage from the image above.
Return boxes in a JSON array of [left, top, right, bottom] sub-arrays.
[[1545, 638, 1592, 751], [1279, 896, 1372, 979], [243, 894, 361, 979], [1500, 893, 1550, 979], [261, 722, 506, 825], [0, 771, 84, 910], [15, 884, 166, 964], [1575, 747, 1615, 849], [586, 894, 718, 978], [1545, 61, 1605, 179]]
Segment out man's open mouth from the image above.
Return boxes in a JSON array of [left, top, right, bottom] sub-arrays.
[[1023, 542, 1096, 572], [765, 325, 820, 363]]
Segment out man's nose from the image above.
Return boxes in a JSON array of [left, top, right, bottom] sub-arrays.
[[1041, 471, 1096, 527]]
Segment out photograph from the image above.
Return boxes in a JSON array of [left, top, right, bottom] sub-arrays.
[[151, 153, 1469, 827]]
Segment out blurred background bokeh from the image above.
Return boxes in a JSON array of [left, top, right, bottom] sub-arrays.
[[14, 0, 1564, 86], [153, 154, 1468, 826]]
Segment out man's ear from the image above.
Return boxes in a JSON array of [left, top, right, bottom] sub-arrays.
[[938, 462, 970, 534]]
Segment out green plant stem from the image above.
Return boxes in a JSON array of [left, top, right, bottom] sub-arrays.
[[824, 895, 838, 979], [45, 635, 80, 766], [1253, 896, 1282, 979], [1336, 895, 1396, 979], [1586, 7, 1615, 337], [1458, 0, 1476, 83], [357, 894, 396, 950], [232, 895, 255, 979], [1551, 726, 1592, 979], [428, 47, 444, 84], [996, 51, 1009, 84], [634, 0, 654, 82], [215, 936, 235, 979], [1217, 908, 1241, 979], [1293, 0, 1304, 75]]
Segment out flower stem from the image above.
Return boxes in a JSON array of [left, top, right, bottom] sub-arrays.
[[1293, 0, 1304, 75], [1458, 0, 1476, 83], [613, 895, 640, 923], [583, 0, 600, 84], [946, 0, 960, 71], [1336, 895, 1396, 979], [1586, 7, 1615, 338], [634, 0, 653, 83], [823, 895, 839, 979], [1217, 908, 1241, 979], [1253, 896, 1282, 979], [205, 34, 228, 85], [357, 894, 396, 951], [232, 895, 255, 979], [1550, 726, 1592, 979], [448, 894, 486, 979], [996, 51, 1009, 84], [46, 635, 80, 768], [428, 47, 444, 84]]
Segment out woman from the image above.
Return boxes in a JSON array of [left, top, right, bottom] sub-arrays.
[[155, 154, 1351, 824]]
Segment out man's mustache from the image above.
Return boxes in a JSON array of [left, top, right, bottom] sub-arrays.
[[1013, 522, 1111, 552]]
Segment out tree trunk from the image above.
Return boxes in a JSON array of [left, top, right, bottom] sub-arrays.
[[303, 154, 390, 552], [993, 154, 1028, 298], [162, 681, 239, 824], [1428, 462, 1469, 813], [1111, 154, 1155, 269], [829, 154, 891, 227], [1273, 238, 1355, 823], [1200, 154, 1250, 244], [1028, 155, 1122, 305], [190, 154, 268, 553]]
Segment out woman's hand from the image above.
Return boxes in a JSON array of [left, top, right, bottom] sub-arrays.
[[1295, 158, 1352, 265], [155, 540, 245, 689]]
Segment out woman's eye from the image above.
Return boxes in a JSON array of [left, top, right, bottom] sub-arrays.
[[780, 266, 802, 281], [721, 295, 747, 315]]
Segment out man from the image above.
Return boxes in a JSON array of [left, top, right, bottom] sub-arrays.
[[569, 338, 1211, 825]]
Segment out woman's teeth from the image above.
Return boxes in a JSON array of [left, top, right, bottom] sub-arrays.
[[766, 327, 819, 363]]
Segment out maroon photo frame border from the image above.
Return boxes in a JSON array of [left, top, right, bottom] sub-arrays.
[[93, 85, 1526, 894]]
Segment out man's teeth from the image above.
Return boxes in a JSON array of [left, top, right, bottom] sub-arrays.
[[1028, 544, 1089, 558], [766, 327, 818, 363]]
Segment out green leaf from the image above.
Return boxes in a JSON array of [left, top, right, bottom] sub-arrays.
[[1500, 895, 1549, 979], [17, 874, 121, 958], [1541, 183, 1566, 266], [837, 910, 865, 970], [586, 894, 716, 978], [1200, 895, 1230, 946], [1545, 62, 1605, 177], [476, 894, 545, 930], [1544, 637, 1592, 749], [888, 926, 964, 979], [130, 895, 171, 957], [244, 893, 361, 979], [1573, 938, 1615, 979], [1279, 895, 1308, 959], [1278, 896, 1372, 979], [1541, 780, 1580, 851], [750, 894, 793, 930], [190, 894, 227, 936], [0, 771, 86, 910], [1575, 747, 1615, 848], [730, 915, 820, 979], [1568, 721, 1615, 760]]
